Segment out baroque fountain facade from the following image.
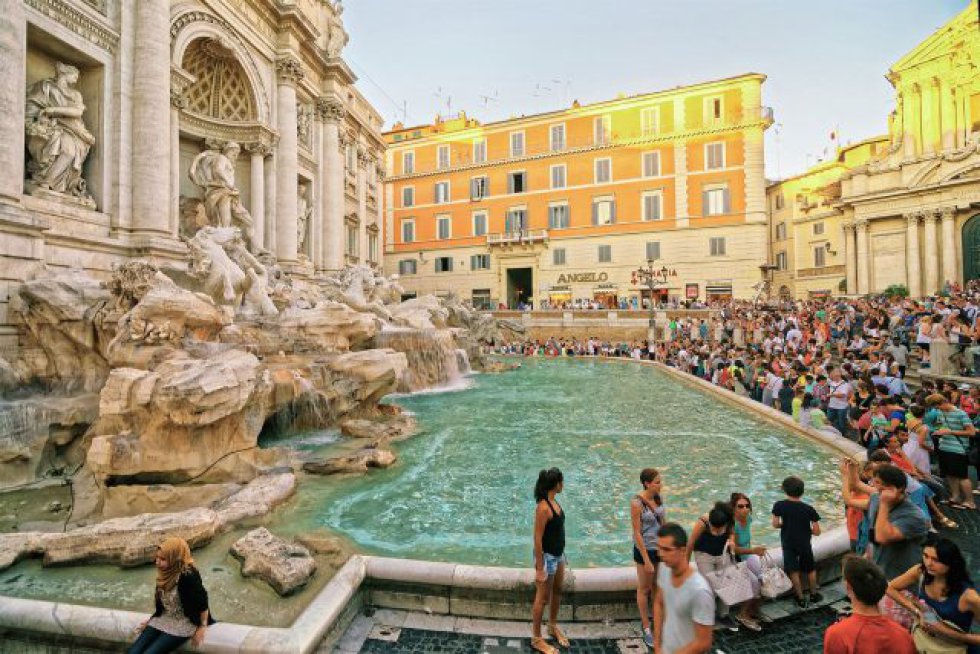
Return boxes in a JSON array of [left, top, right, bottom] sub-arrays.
[[0, 0, 503, 584]]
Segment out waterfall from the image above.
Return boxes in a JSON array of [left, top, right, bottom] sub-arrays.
[[376, 327, 467, 392]]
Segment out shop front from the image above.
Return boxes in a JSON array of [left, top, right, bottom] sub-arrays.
[[705, 281, 733, 302], [593, 283, 619, 308], [547, 285, 572, 309]]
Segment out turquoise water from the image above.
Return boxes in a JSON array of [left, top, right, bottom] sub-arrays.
[[270, 358, 843, 568]]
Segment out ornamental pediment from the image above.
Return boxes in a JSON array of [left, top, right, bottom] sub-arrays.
[[889, 3, 978, 76]]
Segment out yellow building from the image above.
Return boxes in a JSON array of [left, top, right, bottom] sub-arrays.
[[382, 74, 773, 308], [836, 1, 980, 296], [767, 137, 888, 300]]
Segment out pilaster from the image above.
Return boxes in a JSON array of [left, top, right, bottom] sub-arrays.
[[843, 223, 857, 295], [940, 207, 957, 287], [904, 212, 921, 298], [923, 210, 939, 295], [855, 218, 870, 295], [317, 96, 346, 271], [274, 55, 303, 266], [0, 2, 26, 204]]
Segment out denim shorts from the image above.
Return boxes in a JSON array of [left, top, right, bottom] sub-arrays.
[[536, 552, 567, 576]]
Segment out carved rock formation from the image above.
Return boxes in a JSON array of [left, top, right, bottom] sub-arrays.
[[230, 527, 316, 596], [302, 445, 396, 475]]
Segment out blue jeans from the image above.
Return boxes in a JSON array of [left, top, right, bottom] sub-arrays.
[[128, 626, 189, 654], [827, 407, 850, 439]]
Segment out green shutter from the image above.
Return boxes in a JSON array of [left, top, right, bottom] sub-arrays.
[[591, 202, 598, 225], [610, 200, 617, 224]]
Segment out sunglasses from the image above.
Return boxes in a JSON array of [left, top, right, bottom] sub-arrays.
[[736, 503, 751, 509]]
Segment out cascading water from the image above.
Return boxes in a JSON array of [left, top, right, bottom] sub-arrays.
[[375, 327, 470, 392]]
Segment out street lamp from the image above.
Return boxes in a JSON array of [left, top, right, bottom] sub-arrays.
[[632, 258, 671, 330]]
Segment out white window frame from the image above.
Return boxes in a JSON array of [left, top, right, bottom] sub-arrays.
[[641, 190, 664, 221], [548, 202, 570, 230], [704, 95, 724, 124], [703, 184, 729, 216], [434, 180, 451, 204], [510, 130, 525, 157], [594, 157, 612, 184], [550, 164, 567, 189], [402, 185, 415, 208], [709, 236, 727, 256], [436, 215, 452, 240], [641, 150, 661, 178], [437, 144, 451, 169], [549, 123, 566, 151], [597, 244, 612, 263], [402, 151, 415, 175], [472, 210, 488, 237], [401, 218, 415, 244], [472, 138, 486, 164], [593, 196, 615, 225], [508, 170, 527, 194], [641, 107, 660, 137], [470, 175, 488, 200], [704, 141, 725, 170], [594, 115, 612, 145]]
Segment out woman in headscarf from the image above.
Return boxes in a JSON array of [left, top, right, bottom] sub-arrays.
[[129, 537, 214, 653]]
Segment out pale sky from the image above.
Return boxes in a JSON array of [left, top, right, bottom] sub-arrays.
[[341, 0, 969, 180]]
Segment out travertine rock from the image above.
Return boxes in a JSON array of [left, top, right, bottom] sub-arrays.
[[340, 414, 416, 441], [302, 446, 396, 475], [214, 472, 296, 527], [389, 295, 449, 330], [230, 527, 316, 596], [102, 483, 242, 519]]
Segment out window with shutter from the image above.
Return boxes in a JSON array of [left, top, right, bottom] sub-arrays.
[[550, 124, 566, 151], [398, 259, 417, 275], [593, 199, 614, 225], [642, 151, 660, 177], [435, 257, 453, 273], [403, 152, 414, 174], [437, 145, 450, 169], [401, 220, 415, 243], [470, 254, 490, 270], [435, 181, 450, 204], [645, 241, 661, 261], [471, 176, 488, 200], [594, 115, 611, 145], [550, 165, 566, 189], [510, 131, 525, 157], [595, 158, 612, 183], [473, 139, 486, 164], [437, 216, 451, 240], [643, 193, 662, 221], [402, 186, 414, 207], [705, 142, 725, 170], [548, 205, 569, 229], [704, 187, 728, 215], [553, 248, 566, 266], [508, 172, 526, 194], [814, 246, 826, 267], [641, 107, 659, 137], [598, 245, 612, 263], [472, 212, 487, 236], [709, 237, 726, 256]]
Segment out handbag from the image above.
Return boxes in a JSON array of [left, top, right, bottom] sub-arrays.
[[912, 622, 967, 654], [702, 545, 756, 607], [759, 553, 793, 599]]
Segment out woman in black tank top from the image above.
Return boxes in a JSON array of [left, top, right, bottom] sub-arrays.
[[531, 468, 568, 654]]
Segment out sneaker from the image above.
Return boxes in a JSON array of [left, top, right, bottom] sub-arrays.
[[643, 627, 654, 648], [810, 592, 824, 604]]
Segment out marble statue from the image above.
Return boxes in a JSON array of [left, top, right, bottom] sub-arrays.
[[297, 181, 311, 256], [325, 4, 349, 58], [186, 226, 278, 317], [188, 142, 260, 252], [24, 62, 96, 202]]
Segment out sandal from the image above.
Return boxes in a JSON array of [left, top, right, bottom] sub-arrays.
[[548, 625, 571, 648], [938, 516, 959, 529], [531, 637, 559, 654]]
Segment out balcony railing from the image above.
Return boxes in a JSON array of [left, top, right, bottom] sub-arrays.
[[487, 230, 549, 246]]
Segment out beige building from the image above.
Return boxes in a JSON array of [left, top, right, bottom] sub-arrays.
[[383, 75, 774, 308], [838, 1, 980, 296], [767, 137, 888, 299], [0, 0, 385, 349]]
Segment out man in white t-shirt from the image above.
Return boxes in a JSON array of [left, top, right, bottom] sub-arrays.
[[826, 367, 853, 438], [653, 523, 714, 654]]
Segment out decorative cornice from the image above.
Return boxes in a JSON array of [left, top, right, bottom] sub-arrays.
[[276, 56, 305, 85], [315, 96, 346, 123], [180, 112, 279, 151], [903, 211, 922, 224], [24, 0, 119, 53]]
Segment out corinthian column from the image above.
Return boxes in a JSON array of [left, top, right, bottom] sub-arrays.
[[357, 147, 370, 261], [905, 213, 922, 298], [941, 207, 957, 288], [317, 96, 346, 271], [275, 56, 303, 265], [844, 223, 858, 295], [132, 0, 171, 237], [0, 2, 25, 204], [856, 218, 870, 295], [246, 143, 270, 251], [923, 211, 939, 295]]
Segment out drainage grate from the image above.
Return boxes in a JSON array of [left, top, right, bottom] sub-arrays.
[[367, 625, 401, 642], [617, 638, 647, 653]]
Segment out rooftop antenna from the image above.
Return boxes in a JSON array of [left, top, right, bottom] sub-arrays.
[[552, 79, 571, 105], [479, 90, 499, 110], [433, 87, 452, 118]]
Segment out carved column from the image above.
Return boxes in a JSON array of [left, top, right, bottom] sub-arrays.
[[375, 162, 385, 267], [922, 78, 939, 155], [0, 2, 25, 203], [923, 210, 939, 296], [856, 218, 870, 295], [905, 212, 921, 298], [940, 80, 956, 151], [941, 207, 957, 287], [357, 147, 370, 262], [246, 143, 270, 251], [132, 0, 172, 237], [844, 223, 858, 295], [264, 150, 277, 252], [274, 56, 303, 265], [169, 70, 193, 237], [317, 96, 346, 271]]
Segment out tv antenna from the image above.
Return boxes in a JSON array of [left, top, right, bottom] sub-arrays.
[[433, 86, 452, 117], [479, 90, 499, 109]]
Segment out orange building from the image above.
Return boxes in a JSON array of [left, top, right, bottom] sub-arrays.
[[383, 74, 773, 309]]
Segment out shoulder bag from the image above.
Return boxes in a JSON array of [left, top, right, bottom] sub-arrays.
[[701, 543, 756, 607], [759, 552, 793, 599]]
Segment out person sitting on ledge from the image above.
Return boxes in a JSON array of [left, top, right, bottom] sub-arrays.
[[129, 537, 215, 654]]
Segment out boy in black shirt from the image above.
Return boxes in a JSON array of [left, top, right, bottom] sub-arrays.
[[771, 476, 822, 608]]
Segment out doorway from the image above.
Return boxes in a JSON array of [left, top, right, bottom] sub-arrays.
[[506, 267, 533, 309], [962, 213, 980, 283]]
